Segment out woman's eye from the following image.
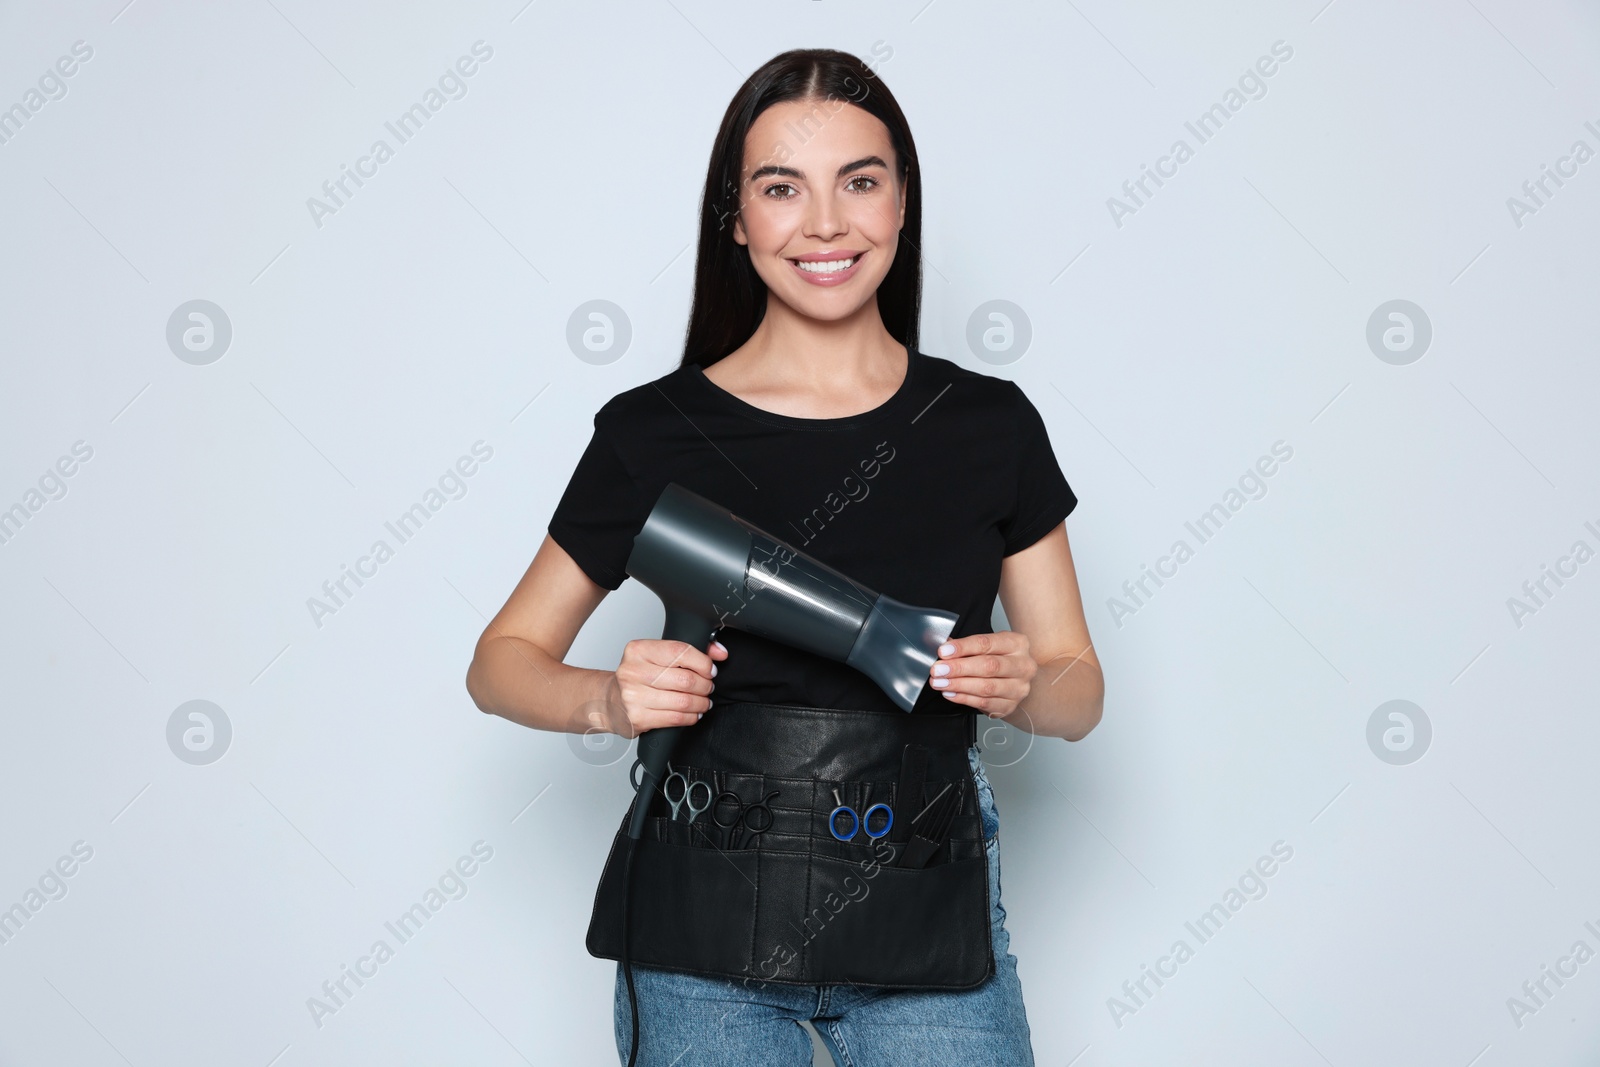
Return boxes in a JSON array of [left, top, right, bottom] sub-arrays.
[[764, 183, 797, 199], [847, 175, 879, 193]]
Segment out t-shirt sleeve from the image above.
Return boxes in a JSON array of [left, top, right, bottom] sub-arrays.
[[998, 382, 1078, 556], [546, 418, 649, 590]]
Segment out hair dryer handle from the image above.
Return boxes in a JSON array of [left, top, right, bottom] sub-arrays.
[[626, 606, 718, 840]]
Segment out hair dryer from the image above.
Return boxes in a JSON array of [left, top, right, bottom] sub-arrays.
[[623, 481, 959, 840]]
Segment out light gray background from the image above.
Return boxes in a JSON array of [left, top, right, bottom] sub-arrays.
[[3, 1, 1598, 1064]]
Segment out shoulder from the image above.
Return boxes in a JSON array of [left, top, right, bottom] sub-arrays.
[[916, 351, 1022, 390], [587, 361, 699, 435], [911, 351, 1034, 415]]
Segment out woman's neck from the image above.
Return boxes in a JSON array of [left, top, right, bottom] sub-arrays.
[[715, 298, 906, 397]]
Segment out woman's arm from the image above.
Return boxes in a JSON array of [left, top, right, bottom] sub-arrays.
[[997, 521, 1104, 740], [930, 522, 1104, 741], [464, 534, 617, 734], [465, 534, 724, 737]]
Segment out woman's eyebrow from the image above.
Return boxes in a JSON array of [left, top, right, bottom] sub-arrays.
[[748, 155, 889, 182]]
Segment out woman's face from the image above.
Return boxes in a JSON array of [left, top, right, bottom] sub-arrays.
[[732, 98, 907, 324]]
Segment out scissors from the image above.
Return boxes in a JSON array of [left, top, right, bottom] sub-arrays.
[[712, 787, 780, 850], [828, 787, 894, 842], [662, 762, 713, 824]]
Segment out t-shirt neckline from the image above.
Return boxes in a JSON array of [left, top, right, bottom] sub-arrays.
[[687, 345, 918, 431]]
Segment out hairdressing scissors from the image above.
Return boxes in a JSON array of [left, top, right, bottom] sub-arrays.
[[712, 787, 780, 850], [662, 763, 713, 824], [828, 787, 894, 842]]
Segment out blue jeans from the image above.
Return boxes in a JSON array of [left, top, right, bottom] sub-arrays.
[[614, 747, 1034, 1065]]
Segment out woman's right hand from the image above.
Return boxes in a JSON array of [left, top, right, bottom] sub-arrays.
[[603, 638, 728, 738]]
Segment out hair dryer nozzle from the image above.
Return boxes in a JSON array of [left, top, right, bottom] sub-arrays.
[[846, 593, 959, 712]]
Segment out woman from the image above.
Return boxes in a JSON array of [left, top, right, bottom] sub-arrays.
[[466, 48, 1103, 1067]]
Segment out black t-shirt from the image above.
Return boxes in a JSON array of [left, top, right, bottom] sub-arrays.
[[547, 348, 1078, 715]]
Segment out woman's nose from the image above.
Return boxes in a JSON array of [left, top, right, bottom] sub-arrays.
[[803, 192, 847, 240]]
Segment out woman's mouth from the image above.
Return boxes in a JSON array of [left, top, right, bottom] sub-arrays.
[[788, 251, 865, 286]]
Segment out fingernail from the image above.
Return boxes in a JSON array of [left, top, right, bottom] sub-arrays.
[[711, 664, 718, 677], [713, 640, 727, 653], [697, 713, 704, 721], [932, 663, 949, 676], [939, 643, 955, 657], [931, 677, 948, 688]]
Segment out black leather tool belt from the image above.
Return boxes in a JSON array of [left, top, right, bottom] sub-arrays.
[[586, 701, 995, 989]]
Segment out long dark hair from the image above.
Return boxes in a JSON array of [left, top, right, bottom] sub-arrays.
[[678, 48, 922, 371]]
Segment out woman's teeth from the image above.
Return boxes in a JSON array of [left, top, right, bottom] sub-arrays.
[[794, 256, 858, 273]]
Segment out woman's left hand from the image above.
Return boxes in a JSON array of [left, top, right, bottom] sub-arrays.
[[928, 631, 1036, 719]]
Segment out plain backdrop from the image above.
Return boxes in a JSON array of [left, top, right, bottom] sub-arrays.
[[2, 1, 1598, 1064]]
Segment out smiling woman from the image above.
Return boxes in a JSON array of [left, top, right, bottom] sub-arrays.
[[465, 46, 1102, 1067]]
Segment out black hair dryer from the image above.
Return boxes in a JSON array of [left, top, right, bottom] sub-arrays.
[[622, 482, 958, 840]]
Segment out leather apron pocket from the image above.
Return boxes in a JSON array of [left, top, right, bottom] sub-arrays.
[[585, 702, 995, 989]]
